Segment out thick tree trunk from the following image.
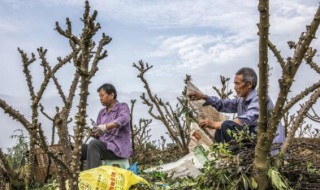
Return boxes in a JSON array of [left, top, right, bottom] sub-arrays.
[[69, 75, 90, 189], [253, 0, 270, 189]]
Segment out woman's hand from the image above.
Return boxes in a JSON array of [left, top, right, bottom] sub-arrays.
[[90, 125, 106, 138]]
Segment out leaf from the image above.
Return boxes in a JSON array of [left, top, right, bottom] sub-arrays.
[[242, 175, 249, 190], [268, 168, 291, 190], [249, 177, 258, 189]]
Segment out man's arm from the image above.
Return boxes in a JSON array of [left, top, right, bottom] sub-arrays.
[[237, 97, 259, 127], [203, 96, 238, 113], [199, 118, 243, 129], [188, 91, 238, 113]]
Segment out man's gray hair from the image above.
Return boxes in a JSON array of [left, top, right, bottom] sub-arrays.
[[236, 67, 258, 89]]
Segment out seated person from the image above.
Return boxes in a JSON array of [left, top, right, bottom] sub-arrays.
[[81, 83, 132, 170], [187, 67, 285, 145]]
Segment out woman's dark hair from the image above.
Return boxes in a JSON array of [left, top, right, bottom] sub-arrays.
[[236, 67, 258, 89], [97, 83, 117, 99]]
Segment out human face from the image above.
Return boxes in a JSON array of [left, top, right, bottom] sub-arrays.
[[99, 89, 114, 107], [234, 74, 252, 99]]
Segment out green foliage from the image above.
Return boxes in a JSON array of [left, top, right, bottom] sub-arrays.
[[191, 142, 255, 190], [268, 168, 292, 190], [6, 129, 29, 171], [31, 179, 59, 190], [227, 126, 256, 148], [306, 161, 320, 174]]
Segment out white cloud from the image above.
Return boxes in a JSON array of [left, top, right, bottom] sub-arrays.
[[100, 0, 258, 31], [0, 19, 22, 34], [270, 1, 319, 39], [150, 34, 257, 70]]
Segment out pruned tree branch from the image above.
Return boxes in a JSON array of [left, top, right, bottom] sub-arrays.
[[304, 47, 320, 74], [18, 48, 36, 99], [306, 106, 320, 123], [268, 39, 286, 69], [278, 88, 320, 164], [0, 99, 32, 131], [282, 80, 320, 113]]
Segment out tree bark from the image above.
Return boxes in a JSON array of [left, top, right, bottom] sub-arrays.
[[253, 1, 271, 189]]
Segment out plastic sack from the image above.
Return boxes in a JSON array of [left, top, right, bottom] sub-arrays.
[[188, 122, 214, 151], [186, 81, 227, 152], [127, 162, 138, 175], [144, 153, 201, 178], [78, 166, 149, 190]]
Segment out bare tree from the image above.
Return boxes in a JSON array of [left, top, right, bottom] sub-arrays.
[[130, 99, 153, 152], [133, 61, 191, 154], [0, 1, 111, 189], [253, 1, 320, 189], [133, 118, 153, 150]]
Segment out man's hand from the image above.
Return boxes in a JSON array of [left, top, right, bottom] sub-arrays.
[[199, 119, 223, 129], [187, 91, 208, 101], [199, 119, 216, 129]]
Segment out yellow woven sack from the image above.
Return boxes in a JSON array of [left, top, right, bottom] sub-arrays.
[[79, 166, 149, 190]]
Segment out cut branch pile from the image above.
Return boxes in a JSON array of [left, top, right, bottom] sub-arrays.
[[281, 138, 320, 190], [228, 138, 320, 190], [191, 137, 320, 190]]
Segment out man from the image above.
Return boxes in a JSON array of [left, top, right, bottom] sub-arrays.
[[188, 67, 285, 144], [81, 83, 132, 170]]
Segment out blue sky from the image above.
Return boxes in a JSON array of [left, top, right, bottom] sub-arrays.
[[0, 0, 319, 150]]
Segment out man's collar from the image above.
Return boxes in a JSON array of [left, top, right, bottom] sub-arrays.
[[244, 89, 257, 102]]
